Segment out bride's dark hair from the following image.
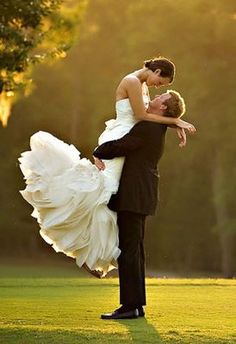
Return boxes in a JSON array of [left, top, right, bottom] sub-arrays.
[[144, 57, 175, 82]]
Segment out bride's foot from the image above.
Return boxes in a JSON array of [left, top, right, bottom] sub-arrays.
[[82, 263, 102, 279]]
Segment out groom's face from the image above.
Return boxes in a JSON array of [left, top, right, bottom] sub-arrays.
[[149, 93, 171, 114]]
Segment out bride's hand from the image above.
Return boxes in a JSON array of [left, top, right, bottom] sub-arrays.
[[176, 127, 187, 148], [175, 118, 196, 134], [93, 156, 105, 171]]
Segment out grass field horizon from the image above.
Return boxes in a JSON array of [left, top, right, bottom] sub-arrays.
[[0, 263, 235, 343]]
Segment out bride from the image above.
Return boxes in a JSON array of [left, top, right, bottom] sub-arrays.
[[19, 57, 195, 276]]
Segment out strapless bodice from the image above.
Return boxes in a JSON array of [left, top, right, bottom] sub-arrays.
[[98, 95, 149, 146], [115, 95, 149, 124]]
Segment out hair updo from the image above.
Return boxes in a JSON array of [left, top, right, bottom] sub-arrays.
[[144, 57, 175, 82]]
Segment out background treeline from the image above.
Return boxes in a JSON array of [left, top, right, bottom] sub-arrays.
[[0, 0, 236, 277]]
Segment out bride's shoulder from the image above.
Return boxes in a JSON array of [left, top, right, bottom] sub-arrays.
[[116, 74, 142, 99], [120, 74, 142, 90], [123, 73, 140, 83]]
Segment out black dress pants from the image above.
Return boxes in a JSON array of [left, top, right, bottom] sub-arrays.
[[117, 211, 146, 307]]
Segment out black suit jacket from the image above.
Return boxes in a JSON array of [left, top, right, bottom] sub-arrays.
[[93, 121, 167, 215]]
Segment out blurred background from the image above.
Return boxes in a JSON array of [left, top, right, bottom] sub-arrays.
[[0, 0, 236, 278]]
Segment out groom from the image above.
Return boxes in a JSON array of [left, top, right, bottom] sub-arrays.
[[93, 90, 189, 319]]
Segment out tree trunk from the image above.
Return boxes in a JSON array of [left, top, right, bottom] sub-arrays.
[[218, 231, 234, 278], [212, 160, 235, 278]]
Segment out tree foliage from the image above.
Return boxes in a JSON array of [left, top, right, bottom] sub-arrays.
[[0, 0, 87, 126]]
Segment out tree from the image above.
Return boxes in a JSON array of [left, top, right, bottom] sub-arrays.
[[0, 0, 87, 126]]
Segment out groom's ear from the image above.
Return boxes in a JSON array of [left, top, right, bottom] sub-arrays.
[[160, 103, 167, 110], [154, 69, 161, 75]]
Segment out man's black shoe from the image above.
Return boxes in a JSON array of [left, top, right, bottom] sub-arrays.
[[137, 306, 145, 317], [101, 307, 139, 320]]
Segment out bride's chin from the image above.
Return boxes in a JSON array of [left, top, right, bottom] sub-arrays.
[[146, 80, 155, 87]]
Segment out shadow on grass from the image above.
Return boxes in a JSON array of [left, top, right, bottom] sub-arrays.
[[115, 318, 236, 344], [0, 323, 234, 344], [117, 317, 163, 343], [0, 327, 126, 344], [0, 323, 163, 344]]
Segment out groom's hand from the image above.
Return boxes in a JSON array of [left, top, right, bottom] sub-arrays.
[[93, 156, 105, 171]]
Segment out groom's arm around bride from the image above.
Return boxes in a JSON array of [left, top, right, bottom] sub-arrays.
[[93, 119, 167, 215]]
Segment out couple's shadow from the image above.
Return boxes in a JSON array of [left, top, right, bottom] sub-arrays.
[[116, 317, 163, 343]]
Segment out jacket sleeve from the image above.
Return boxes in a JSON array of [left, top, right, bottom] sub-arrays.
[[93, 122, 149, 159]]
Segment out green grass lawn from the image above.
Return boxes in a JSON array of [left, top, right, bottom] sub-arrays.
[[0, 263, 235, 344]]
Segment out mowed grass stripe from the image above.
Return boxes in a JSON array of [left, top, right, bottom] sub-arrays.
[[0, 266, 235, 343]]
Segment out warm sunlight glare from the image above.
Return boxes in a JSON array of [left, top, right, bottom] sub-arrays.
[[0, 92, 14, 127]]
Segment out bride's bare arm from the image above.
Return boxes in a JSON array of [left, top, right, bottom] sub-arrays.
[[176, 127, 187, 148], [124, 77, 195, 133]]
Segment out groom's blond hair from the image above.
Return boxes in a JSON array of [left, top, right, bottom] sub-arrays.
[[163, 90, 186, 118]]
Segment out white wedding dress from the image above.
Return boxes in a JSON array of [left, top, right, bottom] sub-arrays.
[[19, 96, 149, 276]]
